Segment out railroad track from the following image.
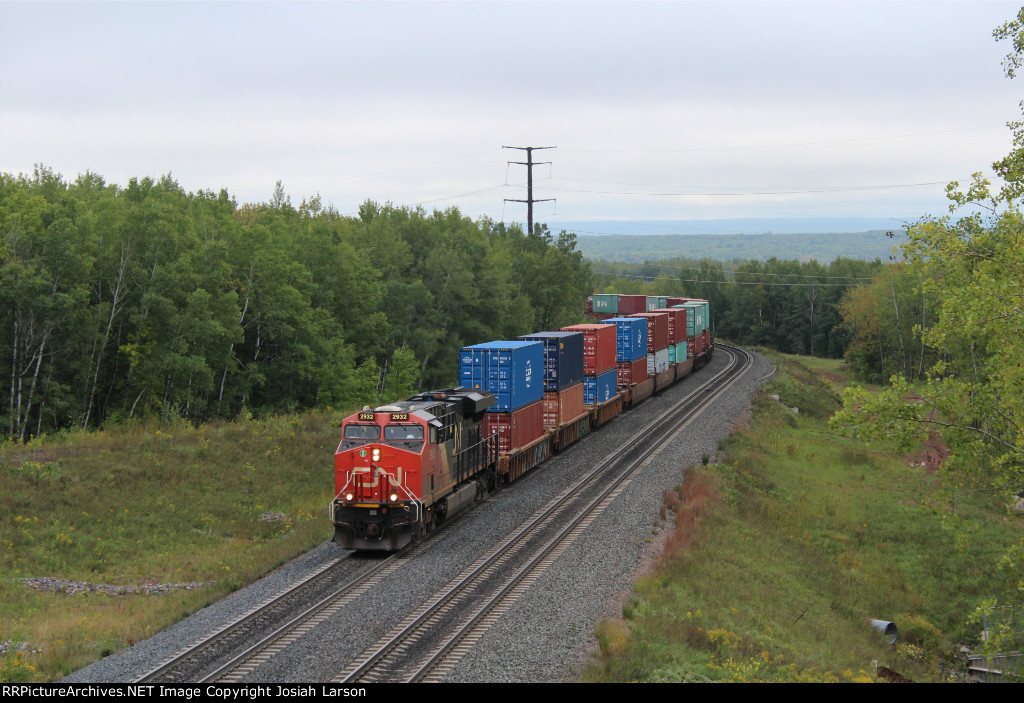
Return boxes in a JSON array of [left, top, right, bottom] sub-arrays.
[[335, 344, 752, 683], [136, 345, 750, 684], [133, 550, 406, 683]]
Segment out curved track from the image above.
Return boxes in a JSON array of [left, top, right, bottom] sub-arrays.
[[138, 345, 752, 684], [337, 345, 751, 683]]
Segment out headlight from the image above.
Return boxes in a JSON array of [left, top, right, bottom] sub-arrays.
[[344, 492, 354, 501], [389, 492, 399, 502], [371, 448, 381, 462]]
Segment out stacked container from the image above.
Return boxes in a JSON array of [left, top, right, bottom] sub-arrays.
[[616, 295, 647, 316], [645, 296, 668, 311], [630, 311, 670, 377], [590, 294, 618, 315], [648, 349, 669, 375], [483, 403, 545, 453], [560, 324, 616, 377], [541, 383, 585, 429], [674, 299, 710, 334], [629, 312, 669, 353], [599, 317, 648, 364], [519, 331, 586, 430], [616, 358, 647, 386], [674, 302, 706, 359], [651, 307, 686, 346], [460, 340, 546, 452], [459, 340, 545, 411], [598, 317, 649, 388], [562, 323, 618, 407], [518, 331, 584, 393], [668, 340, 688, 363], [583, 371, 617, 405]]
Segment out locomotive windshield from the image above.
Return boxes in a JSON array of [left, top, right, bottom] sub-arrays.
[[384, 424, 424, 441], [343, 424, 381, 440]]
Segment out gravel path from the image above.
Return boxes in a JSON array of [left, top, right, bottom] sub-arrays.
[[63, 348, 774, 684]]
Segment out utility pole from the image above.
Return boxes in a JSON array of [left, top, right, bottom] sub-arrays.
[[503, 145, 555, 236]]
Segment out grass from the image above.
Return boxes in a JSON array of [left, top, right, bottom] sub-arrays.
[[0, 408, 350, 681], [585, 351, 1023, 683]]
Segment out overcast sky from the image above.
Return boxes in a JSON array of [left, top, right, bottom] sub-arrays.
[[2, 1, 1022, 233]]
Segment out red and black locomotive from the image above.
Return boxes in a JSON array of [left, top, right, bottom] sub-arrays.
[[332, 387, 497, 551]]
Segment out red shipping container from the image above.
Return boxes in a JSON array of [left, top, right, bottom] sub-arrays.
[[616, 358, 649, 387], [542, 382, 585, 429], [652, 307, 686, 345], [483, 400, 545, 454], [628, 312, 669, 352], [695, 334, 705, 355], [560, 323, 616, 376], [665, 296, 687, 306], [617, 294, 647, 315], [686, 336, 696, 359]]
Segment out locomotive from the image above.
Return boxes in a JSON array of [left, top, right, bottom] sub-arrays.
[[332, 387, 498, 551]]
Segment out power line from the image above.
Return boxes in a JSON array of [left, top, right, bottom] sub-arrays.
[[545, 175, 952, 193], [289, 149, 500, 188], [415, 183, 507, 205], [540, 181, 950, 197]]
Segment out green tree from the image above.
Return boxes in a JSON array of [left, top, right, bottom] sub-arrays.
[[833, 9, 1024, 650]]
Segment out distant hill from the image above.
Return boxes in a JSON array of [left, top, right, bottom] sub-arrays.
[[548, 216, 909, 236], [574, 231, 906, 263]]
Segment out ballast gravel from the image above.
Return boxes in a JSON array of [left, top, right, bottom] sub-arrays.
[[63, 348, 774, 684]]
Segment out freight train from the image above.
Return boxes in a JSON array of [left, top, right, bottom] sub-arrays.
[[331, 294, 713, 551]]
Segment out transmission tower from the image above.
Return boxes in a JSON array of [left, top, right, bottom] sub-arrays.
[[504, 145, 555, 236]]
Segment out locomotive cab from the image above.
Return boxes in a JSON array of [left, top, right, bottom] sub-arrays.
[[332, 387, 496, 551]]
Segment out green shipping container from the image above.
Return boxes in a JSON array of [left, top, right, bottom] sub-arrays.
[[677, 302, 704, 336], [668, 341, 688, 363], [645, 296, 668, 312], [591, 294, 618, 314]]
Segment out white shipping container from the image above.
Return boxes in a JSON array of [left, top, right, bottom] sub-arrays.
[[647, 348, 670, 375]]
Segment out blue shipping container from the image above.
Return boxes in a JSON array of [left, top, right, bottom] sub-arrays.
[[584, 369, 618, 405], [597, 317, 648, 362], [459, 340, 544, 412], [519, 331, 584, 392]]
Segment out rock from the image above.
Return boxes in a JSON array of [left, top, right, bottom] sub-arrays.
[[18, 577, 213, 596]]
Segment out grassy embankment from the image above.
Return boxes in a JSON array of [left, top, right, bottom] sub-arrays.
[[586, 351, 1022, 683], [0, 410, 347, 682]]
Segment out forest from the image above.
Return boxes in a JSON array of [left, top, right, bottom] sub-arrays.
[[589, 256, 935, 385], [0, 164, 945, 440], [0, 169, 592, 439]]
